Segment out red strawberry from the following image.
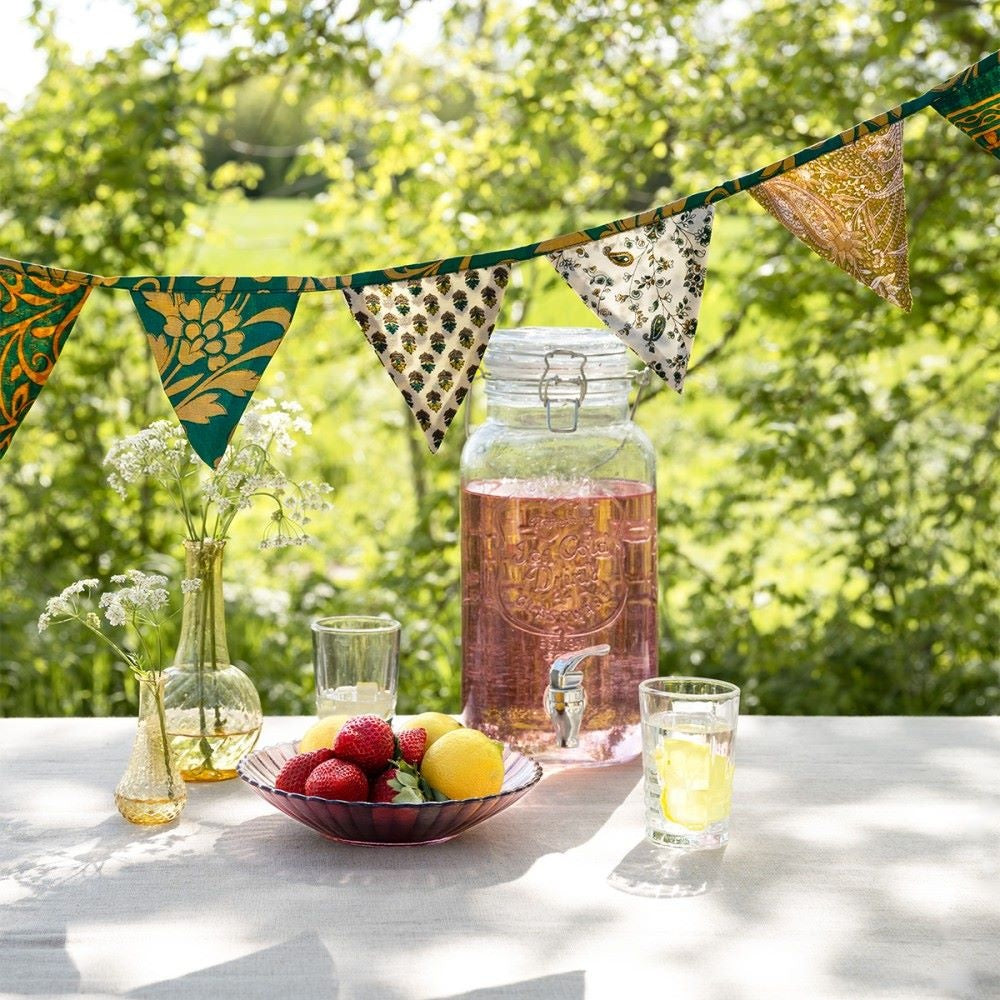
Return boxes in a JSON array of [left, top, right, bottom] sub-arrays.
[[274, 748, 334, 794], [370, 767, 401, 803], [303, 758, 368, 801], [333, 715, 395, 775], [397, 727, 427, 767]]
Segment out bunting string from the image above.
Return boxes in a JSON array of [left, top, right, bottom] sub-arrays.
[[0, 50, 996, 464]]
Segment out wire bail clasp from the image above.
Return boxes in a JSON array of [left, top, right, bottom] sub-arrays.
[[539, 349, 588, 432], [629, 366, 652, 423]]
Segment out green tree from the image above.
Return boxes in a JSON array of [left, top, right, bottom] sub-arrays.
[[296, 0, 999, 713], [1, 0, 997, 718], [0, 0, 420, 714]]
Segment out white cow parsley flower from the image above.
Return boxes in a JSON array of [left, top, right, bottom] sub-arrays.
[[38, 572, 178, 679], [103, 397, 333, 548]]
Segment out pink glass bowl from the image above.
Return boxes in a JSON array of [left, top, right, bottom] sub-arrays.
[[237, 741, 543, 846]]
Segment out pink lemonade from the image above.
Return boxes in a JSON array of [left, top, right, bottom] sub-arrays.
[[461, 477, 658, 763]]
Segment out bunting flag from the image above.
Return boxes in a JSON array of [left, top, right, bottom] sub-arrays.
[[547, 208, 715, 391], [0, 50, 996, 467], [0, 263, 91, 459], [749, 122, 911, 310], [130, 284, 299, 467], [932, 60, 1000, 158], [343, 266, 511, 452]]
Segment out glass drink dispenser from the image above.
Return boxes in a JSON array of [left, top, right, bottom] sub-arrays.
[[460, 327, 658, 765]]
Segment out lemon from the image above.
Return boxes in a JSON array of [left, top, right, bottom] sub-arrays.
[[400, 712, 463, 748], [654, 739, 733, 831], [419, 727, 505, 800], [298, 715, 351, 752]]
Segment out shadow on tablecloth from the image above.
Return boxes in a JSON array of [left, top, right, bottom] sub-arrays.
[[123, 948, 583, 1000], [125, 932, 337, 999], [433, 969, 585, 1000], [213, 763, 641, 892], [608, 841, 727, 898]]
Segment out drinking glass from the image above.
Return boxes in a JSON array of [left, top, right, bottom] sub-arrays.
[[312, 616, 401, 720], [639, 677, 740, 849]]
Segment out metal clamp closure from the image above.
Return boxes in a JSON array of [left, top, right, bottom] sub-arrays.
[[539, 349, 588, 432]]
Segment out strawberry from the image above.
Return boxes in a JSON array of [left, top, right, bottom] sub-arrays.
[[303, 758, 369, 801], [370, 767, 402, 803], [369, 763, 426, 804], [397, 727, 427, 767], [274, 748, 335, 794], [333, 715, 395, 775]]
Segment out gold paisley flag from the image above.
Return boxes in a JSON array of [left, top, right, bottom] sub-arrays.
[[750, 121, 911, 310], [343, 265, 511, 452], [548, 208, 715, 391], [0, 264, 91, 459], [130, 285, 299, 467], [932, 60, 1000, 159]]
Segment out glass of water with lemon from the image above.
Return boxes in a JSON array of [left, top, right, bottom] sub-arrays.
[[639, 677, 740, 850]]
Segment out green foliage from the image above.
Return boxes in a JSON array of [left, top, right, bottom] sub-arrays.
[[202, 78, 327, 197], [1, 0, 998, 719]]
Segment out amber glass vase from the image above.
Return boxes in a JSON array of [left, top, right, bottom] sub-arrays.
[[115, 674, 187, 824], [163, 540, 263, 781]]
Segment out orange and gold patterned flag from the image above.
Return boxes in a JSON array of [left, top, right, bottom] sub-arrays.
[[0, 263, 91, 459], [750, 122, 911, 310]]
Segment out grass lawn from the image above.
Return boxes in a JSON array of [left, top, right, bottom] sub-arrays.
[[175, 198, 322, 275]]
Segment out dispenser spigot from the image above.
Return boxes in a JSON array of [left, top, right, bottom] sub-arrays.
[[543, 645, 611, 748]]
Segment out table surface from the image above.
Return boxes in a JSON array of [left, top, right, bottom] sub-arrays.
[[1, 715, 998, 1000]]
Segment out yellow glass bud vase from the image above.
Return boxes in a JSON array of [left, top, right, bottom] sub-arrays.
[[163, 539, 263, 781], [115, 674, 187, 825]]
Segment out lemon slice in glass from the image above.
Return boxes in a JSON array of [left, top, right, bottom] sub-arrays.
[[654, 739, 733, 830]]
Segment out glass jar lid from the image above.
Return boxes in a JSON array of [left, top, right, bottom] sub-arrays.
[[484, 327, 630, 382], [483, 327, 638, 404], [482, 327, 642, 431]]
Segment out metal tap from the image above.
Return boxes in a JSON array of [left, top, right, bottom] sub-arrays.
[[543, 645, 611, 748]]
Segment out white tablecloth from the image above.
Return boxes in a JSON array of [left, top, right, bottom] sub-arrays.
[[1, 716, 997, 999]]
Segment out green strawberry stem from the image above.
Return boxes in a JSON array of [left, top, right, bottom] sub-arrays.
[[391, 758, 444, 802]]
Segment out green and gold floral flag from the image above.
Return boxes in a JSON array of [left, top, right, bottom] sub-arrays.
[[130, 284, 299, 467], [0, 263, 91, 459], [547, 208, 715, 391], [343, 265, 511, 452], [749, 122, 912, 310], [932, 60, 1000, 159]]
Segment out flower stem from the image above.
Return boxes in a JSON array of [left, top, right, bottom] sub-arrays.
[[186, 540, 229, 772], [147, 672, 177, 800], [75, 616, 139, 671], [195, 549, 214, 768]]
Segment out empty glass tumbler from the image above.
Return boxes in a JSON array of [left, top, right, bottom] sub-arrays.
[[312, 616, 401, 720]]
